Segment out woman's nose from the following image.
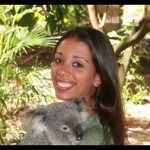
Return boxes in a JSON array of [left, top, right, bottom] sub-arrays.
[[56, 63, 71, 76]]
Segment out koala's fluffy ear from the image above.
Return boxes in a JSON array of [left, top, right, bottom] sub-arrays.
[[23, 108, 47, 134], [70, 97, 89, 122]]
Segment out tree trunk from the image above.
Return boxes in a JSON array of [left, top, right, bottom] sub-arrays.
[[87, 5, 103, 32], [118, 47, 133, 88]]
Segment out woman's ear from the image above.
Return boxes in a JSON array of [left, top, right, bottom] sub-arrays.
[[93, 74, 101, 87]]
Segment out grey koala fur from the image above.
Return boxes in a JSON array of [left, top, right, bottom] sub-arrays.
[[19, 97, 88, 145]]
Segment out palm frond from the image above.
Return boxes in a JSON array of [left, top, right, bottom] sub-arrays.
[[0, 26, 60, 64]]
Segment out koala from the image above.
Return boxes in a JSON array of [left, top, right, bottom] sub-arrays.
[[19, 97, 88, 145]]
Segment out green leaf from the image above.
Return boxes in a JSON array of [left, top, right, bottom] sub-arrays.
[[74, 7, 80, 23], [0, 17, 5, 25], [45, 15, 56, 36], [17, 12, 38, 30], [0, 97, 7, 109]]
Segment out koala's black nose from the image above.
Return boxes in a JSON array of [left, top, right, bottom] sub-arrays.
[[74, 124, 84, 141]]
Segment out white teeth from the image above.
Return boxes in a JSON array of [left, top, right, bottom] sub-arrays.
[[57, 82, 72, 88]]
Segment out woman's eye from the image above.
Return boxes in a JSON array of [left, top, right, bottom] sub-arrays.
[[73, 62, 83, 68], [54, 58, 62, 64]]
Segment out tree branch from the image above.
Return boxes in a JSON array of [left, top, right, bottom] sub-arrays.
[[87, 5, 103, 32], [115, 18, 150, 59]]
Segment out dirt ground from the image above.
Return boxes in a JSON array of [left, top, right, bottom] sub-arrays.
[[125, 101, 150, 145]]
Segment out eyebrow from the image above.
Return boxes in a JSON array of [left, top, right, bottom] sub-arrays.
[[55, 51, 88, 63], [73, 56, 88, 63], [55, 52, 62, 55]]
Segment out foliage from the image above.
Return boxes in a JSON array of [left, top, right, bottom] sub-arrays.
[[0, 5, 56, 145], [44, 5, 88, 35], [122, 54, 148, 104], [107, 23, 132, 48], [1, 5, 88, 36], [108, 24, 148, 105], [0, 5, 89, 145]]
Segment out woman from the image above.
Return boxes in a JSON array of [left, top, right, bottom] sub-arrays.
[[51, 26, 127, 145]]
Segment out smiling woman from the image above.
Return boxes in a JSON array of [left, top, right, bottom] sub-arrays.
[[51, 26, 128, 145], [51, 37, 99, 115]]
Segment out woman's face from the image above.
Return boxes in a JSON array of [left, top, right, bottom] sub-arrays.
[[51, 38, 101, 101]]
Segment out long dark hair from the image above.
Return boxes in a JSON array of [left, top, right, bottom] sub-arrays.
[[53, 26, 127, 145]]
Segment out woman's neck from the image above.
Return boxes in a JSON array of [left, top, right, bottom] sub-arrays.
[[86, 97, 97, 115]]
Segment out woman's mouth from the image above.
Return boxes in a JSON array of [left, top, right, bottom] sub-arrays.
[[56, 81, 75, 89]]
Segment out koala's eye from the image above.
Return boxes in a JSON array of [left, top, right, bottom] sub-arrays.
[[61, 125, 70, 132]]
